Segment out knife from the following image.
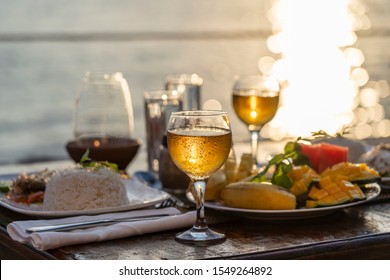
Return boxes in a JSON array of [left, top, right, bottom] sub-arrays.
[[25, 213, 171, 233]]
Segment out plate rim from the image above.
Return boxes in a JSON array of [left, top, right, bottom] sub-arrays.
[[0, 176, 170, 218], [201, 183, 381, 220]]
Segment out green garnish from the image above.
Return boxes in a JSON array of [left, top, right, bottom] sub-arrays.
[[251, 128, 349, 189], [0, 181, 11, 193], [310, 127, 350, 139], [251, 138, 309, 189], [79, 150, 119, 172]]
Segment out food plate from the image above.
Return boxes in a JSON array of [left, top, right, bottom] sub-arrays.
[[0, 177, 170, 218], [195, 183, 381, 220]]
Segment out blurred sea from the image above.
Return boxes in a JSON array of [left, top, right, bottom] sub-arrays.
[[0, 0, 389, 165]]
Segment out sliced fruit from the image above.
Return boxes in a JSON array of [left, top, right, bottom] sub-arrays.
[[288, 165, 319, 196], [235, 153, 256, 181], [220, 182, 296, 210], [320, 162, 380, 182], [306, 175, 366, 208], [300, 143, 321, 172], [338, 179, 365, 200], [317, 143, 348, 173], [300, 142, 348, 173], [205, 169, 227, 201]]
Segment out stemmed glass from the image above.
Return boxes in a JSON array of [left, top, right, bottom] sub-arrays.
[[167, 110, 232, 243], [232, 75, 280, 170]]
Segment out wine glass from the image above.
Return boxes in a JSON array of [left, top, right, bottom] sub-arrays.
[[232, 75, 280, 170], [167, 110, 232, 243], [66, 72, 140, 170]]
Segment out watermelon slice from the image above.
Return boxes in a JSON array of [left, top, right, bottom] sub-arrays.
[[300, 142, 348, 174], [318, 143, 348, 173], [300, 143, 321, 172]]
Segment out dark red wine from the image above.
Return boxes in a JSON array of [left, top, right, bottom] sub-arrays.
[[66, 137, 141, 170]]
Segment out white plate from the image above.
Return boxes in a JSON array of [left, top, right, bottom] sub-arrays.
[[198, 183, 381, 220], [0, 177, 170, 218]]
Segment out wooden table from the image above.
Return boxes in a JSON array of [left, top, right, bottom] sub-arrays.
[[1, 197, 390, 260], [1, 139, 390, 260]]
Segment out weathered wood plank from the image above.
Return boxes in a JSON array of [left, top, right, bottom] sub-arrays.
[[20, 203, 387, 260]]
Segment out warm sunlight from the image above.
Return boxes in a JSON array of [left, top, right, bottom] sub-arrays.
[[259, 0, 389, 140]]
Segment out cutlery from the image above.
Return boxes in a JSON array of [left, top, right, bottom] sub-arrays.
[[155, 195, 192, 209], [134, 170, 192, 209], [25, 213, 171, 233]]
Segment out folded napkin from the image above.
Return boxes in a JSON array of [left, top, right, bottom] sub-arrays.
[[7, 207, 195, 250]]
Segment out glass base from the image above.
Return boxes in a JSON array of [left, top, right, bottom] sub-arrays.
[[175, 226, 226, 245]]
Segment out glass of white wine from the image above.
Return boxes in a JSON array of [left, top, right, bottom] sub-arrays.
[[167, 110, 232, 244], [232, 75, 280, 170]]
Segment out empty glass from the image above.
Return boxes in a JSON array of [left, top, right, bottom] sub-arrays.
[[144, 89, 183, 173], [165, 73, 203, 110]]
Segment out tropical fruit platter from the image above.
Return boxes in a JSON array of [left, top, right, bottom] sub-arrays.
[[202, 135, 385, 212]]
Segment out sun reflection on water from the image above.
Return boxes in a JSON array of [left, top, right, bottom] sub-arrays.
[[260, 0, 389, 140]]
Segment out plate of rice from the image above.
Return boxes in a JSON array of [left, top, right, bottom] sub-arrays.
[[0, 167, 170, 217]]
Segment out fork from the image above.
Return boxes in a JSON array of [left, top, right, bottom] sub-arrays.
[[155, 194, 192, 209], [155, 197, 177, 208], [134, 171, 192, 209]]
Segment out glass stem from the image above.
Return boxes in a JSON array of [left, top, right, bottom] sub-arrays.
[[193, 180, 208, 230], [250, 130, 260, 169]]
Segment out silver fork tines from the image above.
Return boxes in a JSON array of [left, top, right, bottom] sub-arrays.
[[155, 197, 177, 209], [155, 195, 192, 209]]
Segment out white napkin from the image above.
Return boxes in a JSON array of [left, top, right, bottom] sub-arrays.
[[7, 207, 195, 250]]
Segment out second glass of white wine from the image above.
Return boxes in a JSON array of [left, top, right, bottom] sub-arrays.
[[232, 75, 280, 170]]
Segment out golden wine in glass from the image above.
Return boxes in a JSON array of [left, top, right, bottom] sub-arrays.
[[232, 75, 280, 170], [167, 110, 232, 243]]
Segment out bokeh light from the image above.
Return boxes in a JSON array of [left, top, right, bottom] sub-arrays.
[[260, 0, 390, 140]]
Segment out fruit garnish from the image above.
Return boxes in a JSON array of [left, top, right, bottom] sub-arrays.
[[251, 139, 310, 189], [251, 129, 352, 189]]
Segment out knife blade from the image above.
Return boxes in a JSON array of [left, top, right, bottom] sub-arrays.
[[25, 213, 171, 233]]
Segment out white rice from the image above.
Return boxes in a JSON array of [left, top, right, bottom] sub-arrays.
[[43, 167, 129, 211]]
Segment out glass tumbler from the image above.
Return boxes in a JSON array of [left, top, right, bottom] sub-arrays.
[[144, 89, 183, 173], [165, 73, 203, 110]]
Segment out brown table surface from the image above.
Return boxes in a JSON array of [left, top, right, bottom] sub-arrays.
[[1, 186, 390, 260], [1, 139, 389, 260]]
